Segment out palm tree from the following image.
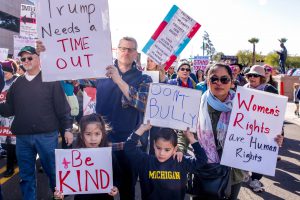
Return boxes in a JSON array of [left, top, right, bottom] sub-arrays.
[[278, 38, 288, 44], [248, 37, 259, 65]]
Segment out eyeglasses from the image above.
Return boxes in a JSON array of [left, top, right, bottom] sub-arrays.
[[209, 76, 231, 84], [20, 56, 33, 62], [265, 68, 272, 72], [118, 46, 136, 53], [246, 74, 260, 78], [179, 68, 191, 72]]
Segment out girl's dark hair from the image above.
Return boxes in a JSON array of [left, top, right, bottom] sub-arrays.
[[154, 128, 178, 147], [207, 63, 233, 79], [76, 113, 109, 148]]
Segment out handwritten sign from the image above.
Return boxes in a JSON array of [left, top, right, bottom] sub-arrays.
[[193, 56, 209, 71], [36, 0, 112, 82], [14, 35, 36, 59], [20, 4, 37, 38], [142, 71, 160, 83], [83, 87, 96, 116], [55, 148, 113, 195], [220, 87, 288, 176], [142, 5, 201, 70], [0, 48, 8, 61], [144, 83, 202, 132]]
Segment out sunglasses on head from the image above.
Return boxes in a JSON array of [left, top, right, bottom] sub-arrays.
[[20, 56, 33, 62], [246, 74, 260, 78], [179, 67, 191, 72], [209, 76, 231, 84]]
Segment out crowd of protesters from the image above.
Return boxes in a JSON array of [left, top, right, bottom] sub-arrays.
[[0, 37, 286, 200]]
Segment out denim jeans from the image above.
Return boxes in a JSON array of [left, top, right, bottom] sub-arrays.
[[16, 131, 58, 200]]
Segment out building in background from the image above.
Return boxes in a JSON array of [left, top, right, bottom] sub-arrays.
[[0, 0, 33, 57]]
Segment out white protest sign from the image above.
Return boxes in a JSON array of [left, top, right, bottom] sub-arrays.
[[142, 71, 159, 83], [55, 148, 113, 195], [36, 0, 112, 82], [220, 87, 288, 176], [193, 56, 209, 71], [20, 4, 37, 38], [142, 5, 201, 70], [144, 83, 202, 132], [83, 87, 96, 116], [13, 35, 36, 59], [0, 48, 8, 61]]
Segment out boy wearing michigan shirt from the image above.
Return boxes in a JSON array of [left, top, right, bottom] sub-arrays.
[[124, 123, 207, 200]]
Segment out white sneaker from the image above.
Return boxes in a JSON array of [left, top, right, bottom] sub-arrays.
[[249, 179, 265, 192]]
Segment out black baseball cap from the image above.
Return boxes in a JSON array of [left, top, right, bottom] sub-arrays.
[[18, 46, 38, 57]]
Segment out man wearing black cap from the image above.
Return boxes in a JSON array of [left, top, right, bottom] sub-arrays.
[[0, 46, 73, 199]]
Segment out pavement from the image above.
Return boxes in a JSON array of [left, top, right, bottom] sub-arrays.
[[237, 102, 300, 200]]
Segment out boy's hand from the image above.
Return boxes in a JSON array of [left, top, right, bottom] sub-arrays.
[[135, 121, 152, 136], [183, 128, 197, 144]]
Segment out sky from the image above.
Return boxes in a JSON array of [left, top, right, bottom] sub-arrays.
[[32, 0, 300, 63]]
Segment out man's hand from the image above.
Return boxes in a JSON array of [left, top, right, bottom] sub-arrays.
[[106, 65, 122, 84], [36, 40, 46, 54], [135, 121, 152, 136], [64, 131, 73, 146]]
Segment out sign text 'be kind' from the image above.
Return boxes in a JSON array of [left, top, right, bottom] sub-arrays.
[[55, 148, 113, 195], [36, 0, 112, 82]]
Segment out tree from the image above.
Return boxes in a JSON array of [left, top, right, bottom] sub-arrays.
[[278, 38, 288, 44], [248, 37, 259, 65], [236, 50, 252, 67], [212, 52, 224, 62], [264, 52, 279, 68]]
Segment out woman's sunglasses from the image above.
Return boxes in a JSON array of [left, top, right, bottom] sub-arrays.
[[20, 56, 33, 62], [209, 76, 231, 84], [265, 68, 272, 72], [246, 74, 260, 78], [179, 68, 191, 72]]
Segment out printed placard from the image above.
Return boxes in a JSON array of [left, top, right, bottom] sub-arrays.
[[83, 87, 96, 116], [14, 35, 36, 59], [0, 48, 8, 61], [144, 83, 202, 132], [55, 148, 113, 195], [36, 0, 112, 81], [220, 87, 288, 176], [20, 4, 37, 38], [193, 56, 209, 71], [142, 5, 201, 70]]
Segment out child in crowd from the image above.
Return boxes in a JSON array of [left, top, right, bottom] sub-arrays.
[[54, 114, 119, 200], [124, 122, 208, 200]]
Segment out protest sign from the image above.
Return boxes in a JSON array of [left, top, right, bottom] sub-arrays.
[[55, 147, 113, 195], [0, 48, 8, 61], [142, 5, 201, 70], [20, 4, 37, 38], [13, 35, 36, 59], [144, 83, 202, 132], [36, 0, 112, 82], [142, 71, 160, 83], [193, 56, 209, 71], [83, 87, 96, 116], [220, 87, 288, 176]]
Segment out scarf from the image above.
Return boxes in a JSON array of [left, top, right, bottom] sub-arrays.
[[197, 90, 235, 163], [244, 83, 267, 91], [177, 77, 195, 88]]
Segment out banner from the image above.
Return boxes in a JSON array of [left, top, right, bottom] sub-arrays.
[[55, 148, 113, 195], [13, 35, 36, 59], [83, 87, 96, 116], [220, 87, 288, 176], [20, 4, 37, 38], [193, 56, 209, 71], [36, 0, 112, 81], [0, 48, 8, 61], [144, 83, 202, 132], [142, 5, 201, 70]]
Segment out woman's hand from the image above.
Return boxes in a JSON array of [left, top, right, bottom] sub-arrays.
[[183, 128, 196, 144], [275, 134, 284, 147], [53, 187, 64, 200], [108, 186, 119, 196], [135, 121, 152, 136], [173, 151, 184, 162]]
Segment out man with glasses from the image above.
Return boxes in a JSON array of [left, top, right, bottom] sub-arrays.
[[96, 37, 152, 200], [0, 46, 73, 200]]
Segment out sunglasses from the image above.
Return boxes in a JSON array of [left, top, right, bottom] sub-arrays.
[[20, 56, 33, 62], [209, 76, 231, 84], [246, 74, 260, 78], [179, 68, 191, 72], [265, 68, 272, 72]]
